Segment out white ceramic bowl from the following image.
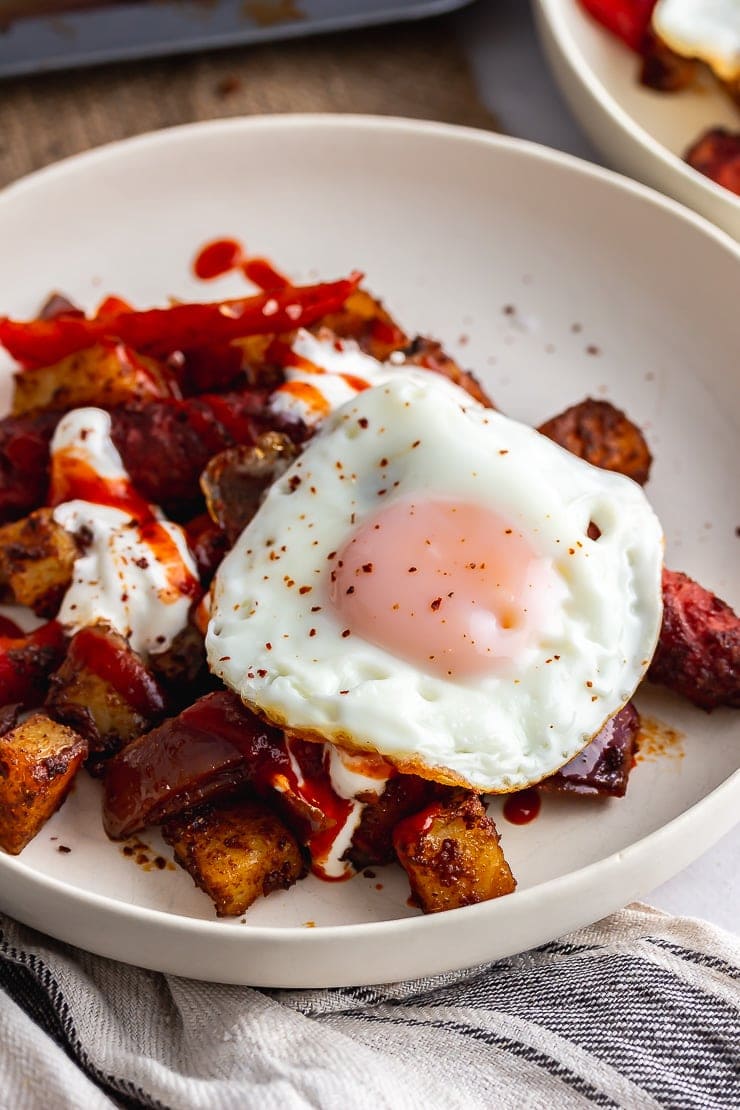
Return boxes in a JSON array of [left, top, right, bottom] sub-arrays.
[[533, 0, 740, 239], [0, 116, 738, 986]]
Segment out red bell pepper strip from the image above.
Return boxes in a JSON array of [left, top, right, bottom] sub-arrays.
[[62, 625, 166, 720], [0, 620, 66, 706], [0, 274, 363, 368], [578, 0, 657, 52]]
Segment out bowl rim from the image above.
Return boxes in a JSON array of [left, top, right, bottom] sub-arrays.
[[532, 0, 740, 214]]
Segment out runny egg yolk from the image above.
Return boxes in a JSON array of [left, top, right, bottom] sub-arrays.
[[329, 499, 559, 679]]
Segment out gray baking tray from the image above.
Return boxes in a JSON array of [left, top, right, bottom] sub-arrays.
[[0, 0, 475, 78]]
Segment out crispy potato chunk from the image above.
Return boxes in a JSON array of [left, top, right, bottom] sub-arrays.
[[46, 623, 165, 774], [537, 398, 652, 485], [403, 336, 495, 408], [393, 790, 516, 914], [162, 796, 306, 917], [312, 289, 409, 361], [12, 341, 178, 416], [0, 711, 86, 854], [0, 509, 78, 617]]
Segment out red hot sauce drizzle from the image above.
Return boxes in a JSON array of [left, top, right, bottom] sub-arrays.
[[502, 787, 541, 825], [193, 237, 290, 292], [49, 451, 201, 602], [268, 738, 358, 882]]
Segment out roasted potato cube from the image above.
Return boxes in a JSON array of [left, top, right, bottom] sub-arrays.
[[403, 335, 495, 408], [311, 289, 409, 361], [46, 623, 165, 774], [393, 790, 516, 914], [12, 341, 178, 416], [162, 796, 306, 917], [0, 509, 78, 616], [0, 711, 86, 854], [537, 398, 652, 486]]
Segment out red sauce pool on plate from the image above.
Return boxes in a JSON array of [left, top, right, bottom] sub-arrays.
[[193, 238, 243, 280], [193, 238, 290, 291], [503, 787, 541, 825]]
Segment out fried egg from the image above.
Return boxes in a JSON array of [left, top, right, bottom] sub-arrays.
[[207, 373, 663, 794], [653, 0, 740, 84]]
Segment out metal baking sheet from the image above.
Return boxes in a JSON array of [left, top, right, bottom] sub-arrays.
[[0, 0, 475, 78]]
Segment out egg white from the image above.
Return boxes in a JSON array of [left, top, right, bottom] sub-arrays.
[[207, 374, 664, 794], [653, 0, 740, 83]]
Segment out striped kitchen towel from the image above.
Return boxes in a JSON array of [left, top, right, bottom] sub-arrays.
[[0, 902, 738, 1110]]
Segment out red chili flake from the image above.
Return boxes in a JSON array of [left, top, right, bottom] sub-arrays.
[[591, 695, 598, 701], [377, 489, 387, 496], [219, 655, 231, 662], [288, 475, 301, 491], [505, 529, 512, 535], [358, 418, 369, 428], [568, 548, 575, 555], [246, 671, 255, 679], [499, 449, 509, 456], [327, 551, 337, 560], [346, 586, 355, 595], [411, 440, 421, 448], [311, 605, 322, 612], [586, 681, 593, 688], [265, 642, 272, 651], [257, 669, 268, 677], [57, 845, 72, 854], [134, 556, 149, 569], [554, 655, 560, 660], [350, 513, 356, 524], [586, 344, 601, 356], [362, 563, 373, 573], [340, 690, 349, 695], [379, 457, 388, 467], [330, 570, 337, 583], [299, 586, 312, 595], [284, 576, 295, 587], [342, 629, 351, 638], [309, 629, 317, 637], [309, 486, 317, 494], [408, 567, 417, 573], [503, 304, 515, 315]]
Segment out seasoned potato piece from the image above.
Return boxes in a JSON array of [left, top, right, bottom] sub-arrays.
[[0, 711, 86, 854], [537, 398, 652, 486], [162, 796, 306, 917], [403, 335, 495, 408], [0, 509, 78, 617], [12, 341, 179, 416], [393, 790, 516, 914], [46, 623, 165, 774], [311, 289, 409, 361]]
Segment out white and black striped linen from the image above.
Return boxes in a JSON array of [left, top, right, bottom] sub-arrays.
[[0, 903, 738, 1110]]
